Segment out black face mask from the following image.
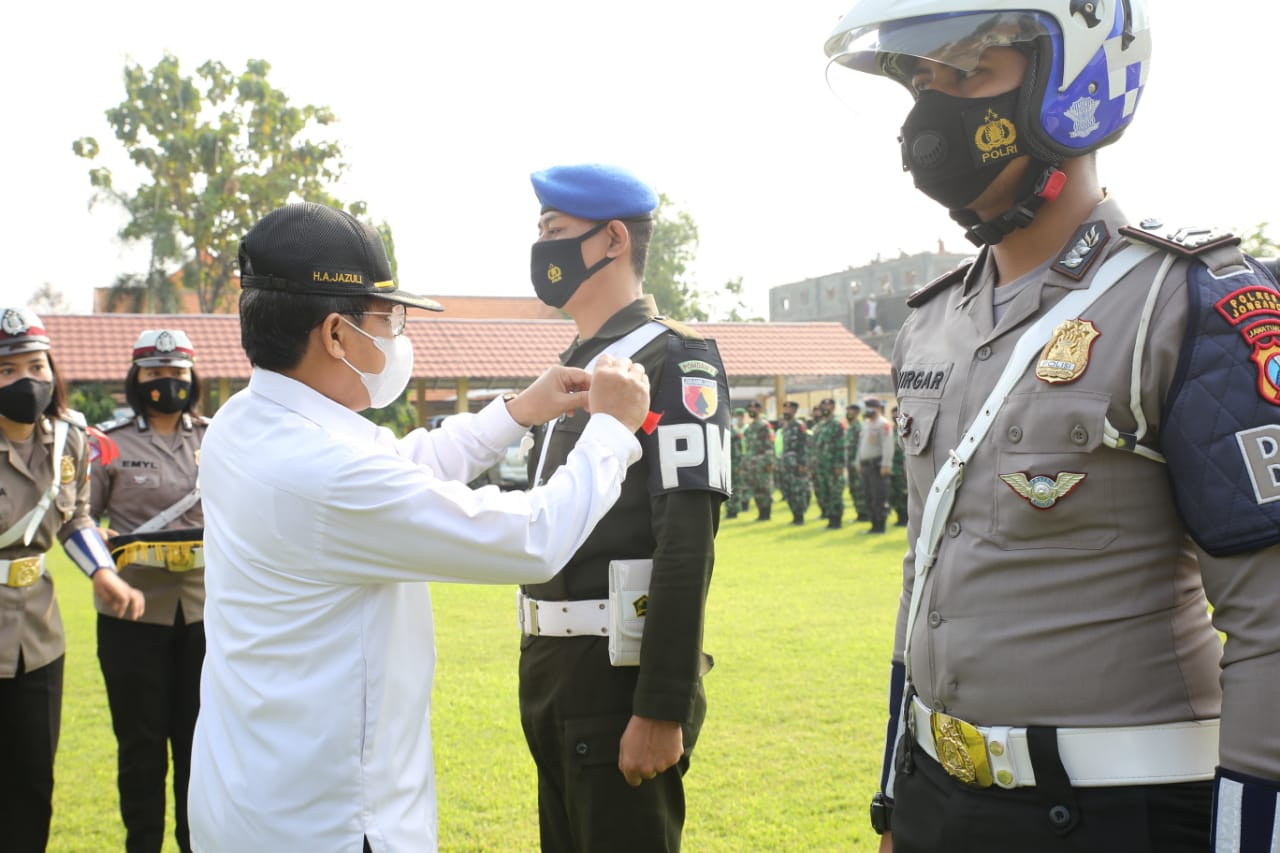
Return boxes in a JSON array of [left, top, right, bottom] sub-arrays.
[[0, 378, 53, 424], [900, 89, 1024, 211], [530, 222, 614, 309], [138, 378, 191, 414]]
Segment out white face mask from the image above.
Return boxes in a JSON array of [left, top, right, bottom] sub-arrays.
[[340, 316, 414, 409]]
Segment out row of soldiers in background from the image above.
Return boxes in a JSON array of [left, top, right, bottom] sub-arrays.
[[725, 397, 906, 532]]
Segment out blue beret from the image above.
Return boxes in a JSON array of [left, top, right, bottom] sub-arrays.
[[531, 163, 658, 220]]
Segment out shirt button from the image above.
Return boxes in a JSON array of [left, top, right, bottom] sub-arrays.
[[575, 742, 589, 756], [947, 521, 962, 537], [927, 611, 942, 628], [1007, 425, 1022, 443], [1070, 425, 1089, 445], [977, 345, 993, 361]]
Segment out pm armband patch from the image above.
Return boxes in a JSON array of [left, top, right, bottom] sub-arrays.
[[642, 337, 732, 497]]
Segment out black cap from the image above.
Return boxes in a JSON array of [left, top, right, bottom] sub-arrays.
[[864, 397, 884, 410], [783, 400, 799, 409], [239, 203, 443, 312]]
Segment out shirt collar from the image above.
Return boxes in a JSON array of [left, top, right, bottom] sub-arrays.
[[561, 295, 660, 362], [247, 368, 382, 445]]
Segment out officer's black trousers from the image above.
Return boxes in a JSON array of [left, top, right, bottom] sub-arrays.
[[519, 635, 705, 853], [861, 459, 888, 527], [98, 609, 205, 853], [893, 740, 1212, 852], [0, 652, 62, 853]]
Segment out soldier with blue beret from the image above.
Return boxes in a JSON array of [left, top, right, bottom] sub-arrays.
[[521, 163, 730, 852]]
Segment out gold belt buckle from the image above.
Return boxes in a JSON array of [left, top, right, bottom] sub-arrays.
[[930, 711, 994, 787], [163, 545, 197, 573], [7, 556, 42, 588]]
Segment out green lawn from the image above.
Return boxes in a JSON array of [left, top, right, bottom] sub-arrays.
[[47, 500, 903, 852]]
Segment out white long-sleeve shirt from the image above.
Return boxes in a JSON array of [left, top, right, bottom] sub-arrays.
[[189, 369, 640, 852]]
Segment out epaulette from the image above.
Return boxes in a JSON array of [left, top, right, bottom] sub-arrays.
[[653, 316, 703, 340], [61, 409, 87, 429], [95, 414, 136, 433], [907, 262, 973, 308], [1118, 221, 1240, 258]]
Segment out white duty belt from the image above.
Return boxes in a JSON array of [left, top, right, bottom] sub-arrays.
[[517, 591, 609, 637], [910, 696, 1218, 789]]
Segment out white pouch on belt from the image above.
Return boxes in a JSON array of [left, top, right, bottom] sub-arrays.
[[608, 559, 653, 666]]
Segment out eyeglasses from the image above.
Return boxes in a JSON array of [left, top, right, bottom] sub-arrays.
[[358, 304, 408, 337]]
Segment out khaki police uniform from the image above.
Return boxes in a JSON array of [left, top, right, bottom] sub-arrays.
[[887, 198, 1280, 849], [0, 413, 95, 850], [519, 297, 727, 853], [90, 412, 205, 624], [90, 410, 206, 853]]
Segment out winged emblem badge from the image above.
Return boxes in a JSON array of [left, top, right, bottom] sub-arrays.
[[999, 472, 1087, 509]]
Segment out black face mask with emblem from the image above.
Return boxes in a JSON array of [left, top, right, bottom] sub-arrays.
[[530, 223, 614, 309], [900, 89, 1024, 211], [138, 378, 191, 414], [0, 378, 53, 424]]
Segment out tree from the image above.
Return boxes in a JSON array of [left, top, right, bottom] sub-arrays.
[[1240, 222, 1280, 259], [644, 194, 706, 321], [74, 55, 376, 314], [712, 276, 764, 322], [28, 282, 73, 315]]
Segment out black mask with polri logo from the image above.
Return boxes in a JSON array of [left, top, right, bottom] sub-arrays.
[[900, 89, 1024, 211], [138, 378, 191, 414], [530, 222, 614, 309], [0, 378, 53, 424]]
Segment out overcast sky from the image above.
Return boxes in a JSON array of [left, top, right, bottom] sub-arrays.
[[5, 1, 1275, 318]]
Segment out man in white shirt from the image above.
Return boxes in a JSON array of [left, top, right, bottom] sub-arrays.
[[188, 202, 651, 852]]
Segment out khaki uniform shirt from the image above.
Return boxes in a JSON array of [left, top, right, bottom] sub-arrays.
[[892, 197, 1280, 780], [90, 413, 206, 626], [0, 415, 95, 677]]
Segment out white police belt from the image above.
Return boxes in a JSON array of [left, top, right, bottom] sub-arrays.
[[1, 554, 45, 588], [517, 592, 609, 637], [911, 696, 1218, 789]]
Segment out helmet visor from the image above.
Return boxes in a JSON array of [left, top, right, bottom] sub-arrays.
[[826, 11, 1052, 88]]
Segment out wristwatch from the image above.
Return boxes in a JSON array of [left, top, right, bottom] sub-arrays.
[[870, 792, 893, 835]]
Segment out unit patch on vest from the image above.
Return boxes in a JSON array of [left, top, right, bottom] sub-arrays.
[[1213, 286, 1280, 404], [896, 363, 952, 399], [999, 471, 1086, 509], [1036, 319, 1100, 384], [642, 336, 732, 497]]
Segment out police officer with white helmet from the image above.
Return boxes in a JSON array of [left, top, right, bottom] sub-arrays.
[[825, 0, 1280, 849]]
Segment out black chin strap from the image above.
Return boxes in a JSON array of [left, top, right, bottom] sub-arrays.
[[951, 160, 1066, 247]]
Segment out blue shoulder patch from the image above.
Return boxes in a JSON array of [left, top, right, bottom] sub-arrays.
[[1161, 257, 1280, 556], [639, 336, 732, 498]]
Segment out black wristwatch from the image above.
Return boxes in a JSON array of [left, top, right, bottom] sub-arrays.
[[870, 792, 893, 835]]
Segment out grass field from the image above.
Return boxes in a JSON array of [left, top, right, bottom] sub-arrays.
[[46, 500, 904, 852]]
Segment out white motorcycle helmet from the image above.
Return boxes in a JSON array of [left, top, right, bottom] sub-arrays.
[[825, 0, 1152, 162]]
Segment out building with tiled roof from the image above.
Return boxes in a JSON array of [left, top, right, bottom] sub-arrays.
[[43, 314, 889, 421]]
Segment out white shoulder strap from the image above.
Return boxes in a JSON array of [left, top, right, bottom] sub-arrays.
[[532, 320, 668, 487], [131, 487, 201, 535], [0, 419, 70, 549]]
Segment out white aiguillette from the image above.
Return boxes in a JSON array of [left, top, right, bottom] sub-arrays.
[[608, 559, 653, 666]]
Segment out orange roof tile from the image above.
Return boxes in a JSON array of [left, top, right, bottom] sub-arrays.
[[43, 315, 889, 387]]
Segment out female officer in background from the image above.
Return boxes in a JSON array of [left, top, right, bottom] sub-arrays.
[[91, 329, 206, 853], [0, 307, 144, 852]]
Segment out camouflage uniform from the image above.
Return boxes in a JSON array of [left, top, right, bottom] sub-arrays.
[[845, 410, 867, 521], [812, 408, 847, 528], [741, 408, 775, 520], [778, 411, 811, 525], [725, 411, 747, 518]]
